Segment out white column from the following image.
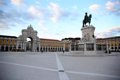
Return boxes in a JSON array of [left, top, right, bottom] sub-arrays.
[[22, 42, 24, 50], [23, 43, 24, 51], [113, 43, 115, 50], [46, 46, 48, 52], [8, 45, 10, 51], [84, 43, 86, 51], [35, 42, 37, 52], [60, 47, 61, 52], [12, 45, 14, 50], [106, 42, 109, 53], [94, 43, 96, 54], [16, 41, 19, 49], [59, 47, 60, 52], [44, 46, 46, 52], [49, 47, 50, 52], [24, 43, 26, 51], [69, 43, 71, 52], [63, 43, 65, 51], [21, 42, 23, 50], [39, 44, 40, 52], [94, 43, 96, 51], [32, 41, 35, 52], [4, 45, 6, 51], [109, 43, 111, 50], [41, 47, 43, 52], [23, 42, 25, 51]]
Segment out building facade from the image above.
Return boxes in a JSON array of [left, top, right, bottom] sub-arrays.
[[62, 38, 80, 51], [96, 37, 120, 52], [40, 38, 64, 52], [0, 35, 120, 52], [0, 25, 65, 52], [0, 25, 120, 52], [62, 36, 120, 52], [0, 35, 17, 51]]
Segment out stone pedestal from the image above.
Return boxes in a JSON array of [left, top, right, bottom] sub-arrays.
[[79, 25, 96, 55]]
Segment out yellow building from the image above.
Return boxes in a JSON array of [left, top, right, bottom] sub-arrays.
[[0, 26, 65, 52], [62, 36, 120, 52], [0, 35, 17, 51], [96, 36, 120, 52], [40, 38, 64, 52], [0, 34, 120, 52], [0, 35, 65, 52]]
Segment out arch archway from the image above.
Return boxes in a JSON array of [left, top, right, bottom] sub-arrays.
[[16, 25, 40, 52], [26, 37, 33, 51]]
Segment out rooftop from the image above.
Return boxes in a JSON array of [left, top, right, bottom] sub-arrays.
[[0, 35, 17, 38]]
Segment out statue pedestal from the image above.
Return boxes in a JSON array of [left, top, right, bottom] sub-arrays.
[[79, 25, 96, 55]]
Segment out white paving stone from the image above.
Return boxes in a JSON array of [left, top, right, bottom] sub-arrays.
[[0, 52, 120, 80]]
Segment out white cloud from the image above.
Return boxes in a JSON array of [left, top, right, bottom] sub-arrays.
[[11, 0, 23, 6], [38, 20, 47, 32], [106, 1, 115, 12], [0, 22, 9, 29], [48, 2, 63, 23], [116, 0, 120, 5], [96, 27, 120, 38], [89, 4, 100, 12], [0, 0, 5, 6], [48, 3, 79, 23], [72, 5, 78, 10], [105, 1, 120, 15], [28, 6, 44, 19]]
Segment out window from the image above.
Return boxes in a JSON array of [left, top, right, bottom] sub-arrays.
[[97, 44, 101, 50], [86, 43, 94, 51], [79, 44, 84, 51]]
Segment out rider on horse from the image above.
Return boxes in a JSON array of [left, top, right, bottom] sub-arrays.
[[82, 12, 92, 27]]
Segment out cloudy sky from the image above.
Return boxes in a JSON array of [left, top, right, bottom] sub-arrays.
[[0, 0, 120, 40]]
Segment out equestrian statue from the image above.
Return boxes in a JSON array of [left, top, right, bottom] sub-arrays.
[[82, 12, 92, 27]]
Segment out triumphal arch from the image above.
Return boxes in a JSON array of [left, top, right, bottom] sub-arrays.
[[16, 25, 40, 52]]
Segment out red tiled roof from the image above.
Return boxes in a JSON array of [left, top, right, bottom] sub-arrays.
[[40, 38, 60, 41], [97, 36, 120, 40]]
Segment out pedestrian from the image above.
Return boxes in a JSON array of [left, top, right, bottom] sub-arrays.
[[41, 49, 43, 53], [63, 50, 64, 54]]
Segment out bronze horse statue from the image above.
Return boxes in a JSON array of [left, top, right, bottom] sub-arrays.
[[82, 12, 92, 27]]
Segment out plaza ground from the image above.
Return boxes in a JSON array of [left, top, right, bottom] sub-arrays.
[[0, 52, 120, 80]]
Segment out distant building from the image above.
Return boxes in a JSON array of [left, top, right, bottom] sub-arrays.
[[0, 26, 65, 52], [0, 35, 65, 52], [62, 36, 120, 52], [62, 38, 80, 51], [0, 25, 120, 52], [0, 35, 120, 52], [40, 38, 64, 52], [0, 35, 17, 51], [96, 36, 120, 52]]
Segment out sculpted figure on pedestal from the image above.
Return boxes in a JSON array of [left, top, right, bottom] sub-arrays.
[[82, 12, 92, 27]]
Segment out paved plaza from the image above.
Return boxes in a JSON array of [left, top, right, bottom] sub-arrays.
[[0, 52, 120, 80]]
